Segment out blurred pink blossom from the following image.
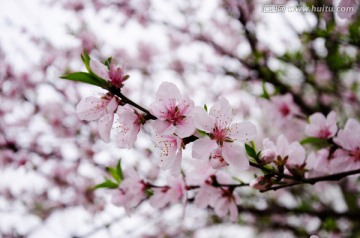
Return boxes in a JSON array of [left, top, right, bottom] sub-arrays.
[[76, 94, 119, 142], [305, 111, 337, 139], [149, 176, 186, 209]]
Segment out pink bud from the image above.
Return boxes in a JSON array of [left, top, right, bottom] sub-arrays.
[[250, 176, 272, 190], [260, 149, 276, 164]]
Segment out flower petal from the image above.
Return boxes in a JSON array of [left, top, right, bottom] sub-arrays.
[[90, 59, 110, 81], [228, 121, 257, 142], [210, 97, 233, 129], [192, 137, 217, 160], [76, 96, 106, 121], [152, 120, 175, 135], [155, 82, 181, 110], [192, 107, 215, 133], [169, 151, 182, 176], [222, 143, 249, 171], [175, 117, 195, 138], [106, 96, 119, 113], [98, 113, 114, 142]]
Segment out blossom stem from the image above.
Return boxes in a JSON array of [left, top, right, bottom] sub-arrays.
[[108, 86, 157, 120], [261, 168, 360, 192]]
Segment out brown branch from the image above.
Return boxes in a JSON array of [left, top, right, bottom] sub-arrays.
[[261, 168, 360, 192], [237, 204, 360, 220]]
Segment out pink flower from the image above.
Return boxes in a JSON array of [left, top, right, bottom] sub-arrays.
[[270, 94, 300, 119], [260, 138, 277, 164], [264, 135, 306, 170], [337, 0, 357, 19], [150, 82, 195, 138], [90, 59, 127, 88], [192, 97, 257, 170], [115, 106, 143, 149], [149, 176, 186, 209], [192, 168, 234, 211], [153, 134, 183, 176], [194, 183, 221, 209], [305, 111, 337, 139], [333, 118, 360, 170], [306, 149, 332, 177], [76, 94, 119, 142], [250, 176, 272, 190], [111, 169, 146, 214], [213, 188, 240, 222]]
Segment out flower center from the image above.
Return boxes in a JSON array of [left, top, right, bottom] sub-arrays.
[[279, 104, 290, 117], [210, 126, 231, 146], [166, 106, 185, 126], [349, 147, 360, 162], [210, 148, 229, 169], [318, 128, 331, 139], [108, 65, 125, 88]]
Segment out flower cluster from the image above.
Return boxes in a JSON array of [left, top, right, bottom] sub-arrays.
[[68, 54, 360, 222], [74, 56, 257, 178]]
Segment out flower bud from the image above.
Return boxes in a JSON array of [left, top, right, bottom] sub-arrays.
[[250, 176, 272, 190], [260, 149, 276, 164]]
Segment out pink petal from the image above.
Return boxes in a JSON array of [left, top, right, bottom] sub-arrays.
[[228, 121, 257, 142], [150, 100, 168, 119], [192, 107, 215, 133], [334, 119, 360, 151], [210, 97, 233, 129], [178, 96, 194, 115], [327, 111, 338, 136], [153, 134, 180, 170], [344, 118, 360, 132], [152, 120, 175, 135], [287, 142, 306, 166], [116, 106, 137, 123], [276, 135, 290, 158], [222, 143, 249, 171], [98, 113, 114, 142], [214, 198, 227, 217], [309, 113, 325, 127], [155, 82, 181, 110], [90, 59, 110, 81], [175, 117, 195, 138], [192, 137, 217, 160], [106, 96, 119, 113], [229, 200, 239, 222], [149, 190, 169, 208], [76, 96, 106, 121], [169, 151, 182, 176]]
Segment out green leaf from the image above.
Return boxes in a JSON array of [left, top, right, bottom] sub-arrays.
[[60, 72, 103, 87], [116, 160, 124, 181], [94, 179, 119, 189], [245, 143, 258, 160], [104, 57, 112, 69], [108, 167, 120, 183], [79, 49, 109, 88], [81, 49, 91, 73], [145, 188, 154, 197], [300, 137, 329, 146], [197, 129, 208, 136], [260, 82, 270, 99], [203, 104, 208, 112], [232, 176, 245, 185]]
